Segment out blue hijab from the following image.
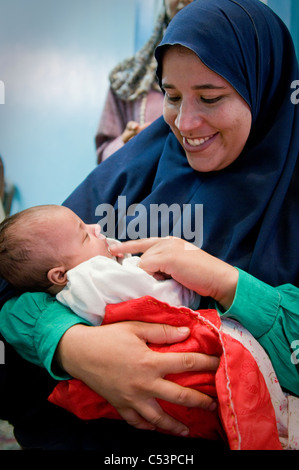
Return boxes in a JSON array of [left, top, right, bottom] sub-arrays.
[[63, 0, 299, 289]]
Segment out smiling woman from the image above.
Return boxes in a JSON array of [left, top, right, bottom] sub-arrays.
[[160, 45, 252, 172]]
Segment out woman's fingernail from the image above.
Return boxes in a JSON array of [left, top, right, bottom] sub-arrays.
[[180, 429, 189, 437], [209, 402, 218, 412], [177, 327, 190, 334]]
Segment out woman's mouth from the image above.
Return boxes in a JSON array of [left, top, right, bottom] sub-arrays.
[[183, 133, 218, 151]]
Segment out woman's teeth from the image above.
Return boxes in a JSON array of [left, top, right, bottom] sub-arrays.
[[185, 135, 212, 146]]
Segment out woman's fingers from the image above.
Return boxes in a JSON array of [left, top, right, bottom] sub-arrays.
[[114, 392, 193, 436], [157, 350, 219, 376], [133, 322, 219, 410], [152, 376, 217, 411], [109, 237, 162, 256], [117, 380, 217, 436], [118, 398, 190, 436], [136, 321, 191, 344], [116, 407, 157, 432]]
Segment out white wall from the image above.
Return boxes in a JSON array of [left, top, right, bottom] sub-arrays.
[[135, 0, 162, 50], [0, 0, 137, 213]]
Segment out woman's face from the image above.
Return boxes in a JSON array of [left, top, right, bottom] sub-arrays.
[[161, 46, 252, 172], [164, 0, 193, 20]]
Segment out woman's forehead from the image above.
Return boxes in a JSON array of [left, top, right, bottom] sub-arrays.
[[161, 45, 229, 88]]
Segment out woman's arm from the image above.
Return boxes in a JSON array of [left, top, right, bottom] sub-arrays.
[[110, 237, 299, 396], [95, 89, 127, 163], [56, 321, 219, 435]]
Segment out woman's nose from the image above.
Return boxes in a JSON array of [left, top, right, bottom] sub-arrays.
[[174, 101, 205, 133]]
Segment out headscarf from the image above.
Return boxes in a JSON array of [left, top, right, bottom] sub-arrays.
[[109, 6, 168, 101], [65, 0, 299, 288]]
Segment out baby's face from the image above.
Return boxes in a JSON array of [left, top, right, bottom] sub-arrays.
[[52, 207, 113, 270]]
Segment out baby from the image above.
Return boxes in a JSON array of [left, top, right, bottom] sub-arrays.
[[0, 204, 200, 325]]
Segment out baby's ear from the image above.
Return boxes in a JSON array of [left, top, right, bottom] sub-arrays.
[[47, 266, 68, 286]]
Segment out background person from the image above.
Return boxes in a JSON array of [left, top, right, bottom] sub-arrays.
[[95, 0, 193, 163]]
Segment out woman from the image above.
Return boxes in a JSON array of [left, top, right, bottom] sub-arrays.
[[95, 0, 193, 163], [0, 0, 298, 451]]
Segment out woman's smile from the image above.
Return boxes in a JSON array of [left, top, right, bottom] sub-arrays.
[[183, 133, 219, 151]]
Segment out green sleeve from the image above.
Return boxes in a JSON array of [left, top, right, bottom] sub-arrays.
[[0, 292, 91, 380], [216, 268, 299, 396]]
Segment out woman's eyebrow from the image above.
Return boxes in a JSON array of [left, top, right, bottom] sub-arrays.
[[192, 84, 227, 90], [161, 82, 227, 90]]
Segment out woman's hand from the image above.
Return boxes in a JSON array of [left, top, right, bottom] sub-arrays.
[[109, 237, 239, 310], [56, 321, 219, 436]]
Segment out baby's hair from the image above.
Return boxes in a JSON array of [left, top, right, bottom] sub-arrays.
[[0, 205, 62, 292]]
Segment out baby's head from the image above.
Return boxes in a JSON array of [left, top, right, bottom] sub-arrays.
[[0, 204, 112, 293]]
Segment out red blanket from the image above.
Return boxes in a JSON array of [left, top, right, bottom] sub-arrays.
[[49, 296, 282, 450]]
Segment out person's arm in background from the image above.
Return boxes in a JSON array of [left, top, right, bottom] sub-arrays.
[[95, 88, 127, 163], [95, 88, 155, 163], [109, 237, 299, 396]]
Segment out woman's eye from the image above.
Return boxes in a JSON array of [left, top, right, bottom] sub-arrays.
[[165, 94, 180, 103], [201, 96, 222, 104]]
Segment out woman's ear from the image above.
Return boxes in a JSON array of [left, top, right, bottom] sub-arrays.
[[47, 266, 68, 286]]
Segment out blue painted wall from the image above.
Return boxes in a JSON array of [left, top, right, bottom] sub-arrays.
[[0, 0, 136, 213], [268, 0, 299, 59]]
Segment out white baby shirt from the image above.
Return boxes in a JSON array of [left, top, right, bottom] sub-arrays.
[[57, 250, 200, 326]]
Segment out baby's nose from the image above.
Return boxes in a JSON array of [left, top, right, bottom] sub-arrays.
[[94, 224, 105, 239]]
